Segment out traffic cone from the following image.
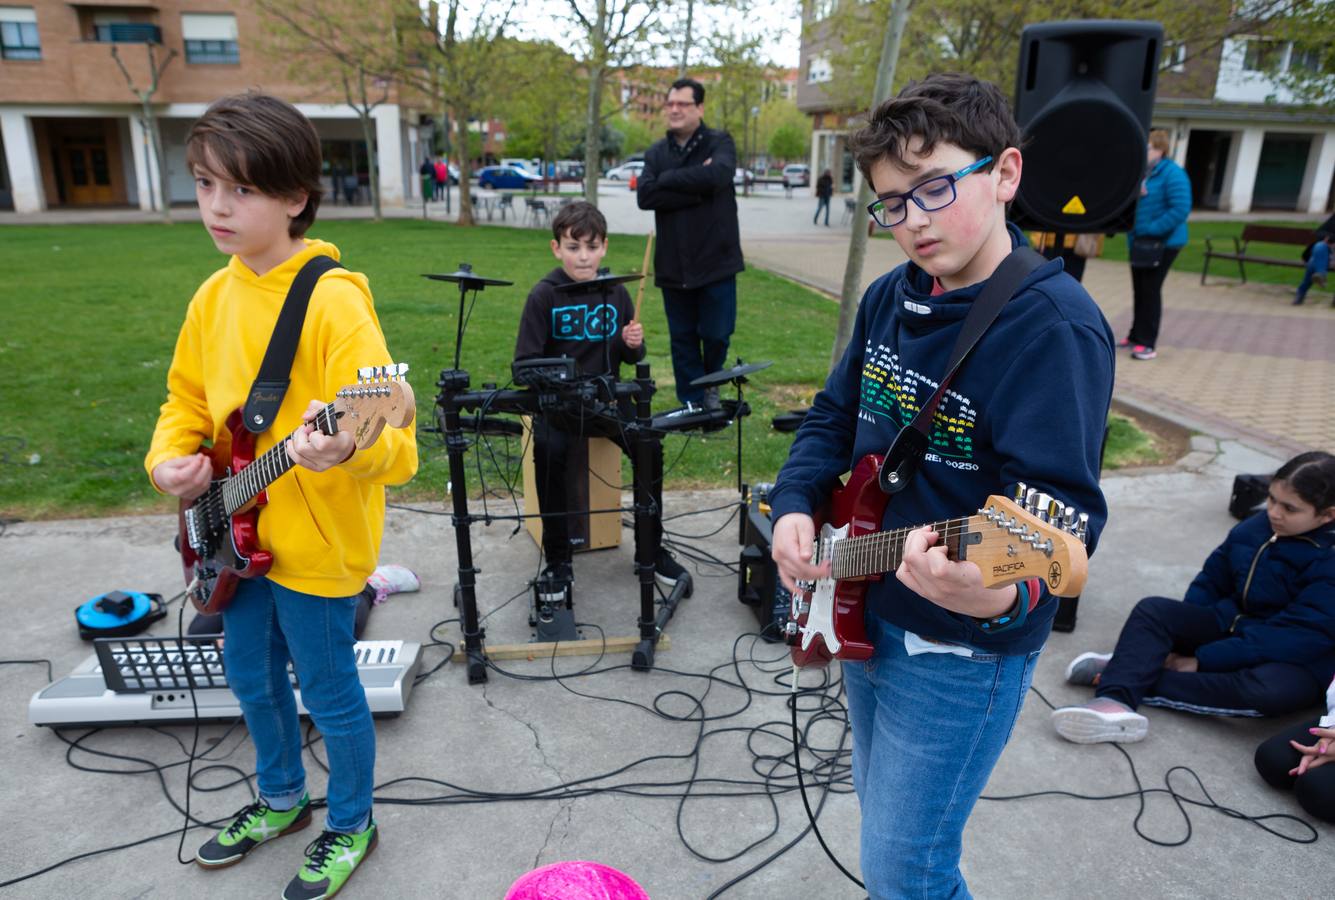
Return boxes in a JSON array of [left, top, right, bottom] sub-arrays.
[[629, 171, 638, 191]]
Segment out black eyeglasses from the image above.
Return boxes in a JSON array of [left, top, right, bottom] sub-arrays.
[[866, 156, 993, 228]]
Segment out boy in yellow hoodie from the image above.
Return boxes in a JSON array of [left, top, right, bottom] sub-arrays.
[[144, 93, 417, 900]]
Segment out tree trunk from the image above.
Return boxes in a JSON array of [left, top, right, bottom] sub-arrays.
[[830, 0, 911, 369], [582, 0, 607, 205], [454, 109, 475, 226], [358, 110, 382, 221], [144, 103, 171, 224], [679, 0, 694, 77]]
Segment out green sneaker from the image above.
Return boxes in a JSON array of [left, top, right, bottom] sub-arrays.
[[195, 795, 311, 868], [282, 821, 379, 900]]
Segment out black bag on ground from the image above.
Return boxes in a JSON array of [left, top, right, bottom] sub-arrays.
[[1129, 236, 1166, 269], [1229, 473, 1271, 520]]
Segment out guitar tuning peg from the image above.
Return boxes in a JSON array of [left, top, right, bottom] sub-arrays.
[[1013, 482, 1028, 503], [1076, 512, 1089, 543], [395, 362, 409, 379], [1046, 497, 1063, 522], [1024, 488, 1039, 515], [358, 366, 374, 384], [1034, 492, 1052, 520], [1063, 506, 1077, 530]]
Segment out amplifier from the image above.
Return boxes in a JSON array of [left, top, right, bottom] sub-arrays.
[[738, 486, 791, 643], [512, 356, 579, 387], [27, 636, 422, 727]]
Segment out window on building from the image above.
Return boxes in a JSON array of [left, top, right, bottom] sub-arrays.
[[182, 12, 238, 64], [806, 55, 831, 84], [806, 0, 836, 21], [1289, 42, 1325, 74], [1242, 37, 1285, 72], [1162, 40, 1187, 73], [0, 6, 40, 60], [90, 11, 160, 43]]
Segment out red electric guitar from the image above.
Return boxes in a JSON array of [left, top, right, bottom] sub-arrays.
[[786, 454, 1090, 668], [178, 364, 416, 615]]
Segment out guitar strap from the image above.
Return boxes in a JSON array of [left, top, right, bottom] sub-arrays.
[[241, 255, 343, 434], [878, 245, 1046, 494]]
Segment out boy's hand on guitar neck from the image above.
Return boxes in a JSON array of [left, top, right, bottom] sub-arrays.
[[152, 453, 212, 500], [286, 400, 356, 472], [897, 526, 1018, 620], [772, 512, 832, 593]]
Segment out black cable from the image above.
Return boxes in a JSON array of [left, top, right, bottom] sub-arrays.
[[0, 657, 55, 682]]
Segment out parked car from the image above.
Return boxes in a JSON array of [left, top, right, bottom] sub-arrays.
[[733, 167, 755, 187], [605, 161, 644, 181], [500, 157, 539, 173], [475, 165, 542, 189], [782, 164, 811, 187], [555, 160, 585, 179]]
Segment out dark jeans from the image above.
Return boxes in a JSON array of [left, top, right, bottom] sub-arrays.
[[662, 278, 738, 405], [532, 413, 664, 564], [1127, 247, 1180, 348], [1255, 718, 1335, 823], [814, 196, 830, 225], [1096, 596, 1324, 716]]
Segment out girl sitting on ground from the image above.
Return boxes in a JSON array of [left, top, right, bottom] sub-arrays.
[[1052, 451, 1335, 744]]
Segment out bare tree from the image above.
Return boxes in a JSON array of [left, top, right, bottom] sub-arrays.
[[563, 0, 665, 204], [110, 42, 176, 223], [412, 0, 519, 226], [256, 0, 404, 220]]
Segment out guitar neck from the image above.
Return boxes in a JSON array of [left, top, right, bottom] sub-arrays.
[[221, 403, 338, 515], [828, 516, 972, 581]]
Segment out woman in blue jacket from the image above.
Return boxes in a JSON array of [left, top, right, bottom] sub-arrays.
[[1054, 451, 1335, 743], [1124, 130, 1192, 360]]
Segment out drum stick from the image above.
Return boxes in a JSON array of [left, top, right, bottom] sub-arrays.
[[632, 231, 653, 323]]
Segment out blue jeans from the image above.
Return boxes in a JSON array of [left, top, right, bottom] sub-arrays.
[[222, 577, 374, 833], [661, 278, 737, 404], [842, 615, 1040, 899], [1295, 259, 1329, 303]]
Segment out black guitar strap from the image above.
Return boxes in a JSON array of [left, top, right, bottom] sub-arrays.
[[241, 255, 343, 434], [879, 246, 1046, 494]]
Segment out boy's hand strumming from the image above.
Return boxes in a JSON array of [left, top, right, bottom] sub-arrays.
[[152, 453, 213, 500], [286, 400, 355, 472]]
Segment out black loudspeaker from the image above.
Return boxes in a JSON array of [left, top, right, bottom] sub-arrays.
[[738, 487, 791, 642], [1011, 20, 1164, 233]]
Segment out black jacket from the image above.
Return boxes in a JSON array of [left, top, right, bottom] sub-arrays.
[[514, 268, 644, 377], [816, 173, 833, 199], [636, 123, 745, 290]]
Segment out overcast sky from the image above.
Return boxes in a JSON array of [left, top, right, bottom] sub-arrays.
[[506, 1, 803, 70]]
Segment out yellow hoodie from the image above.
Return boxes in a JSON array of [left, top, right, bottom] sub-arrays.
[[145, 239, 419, 598]]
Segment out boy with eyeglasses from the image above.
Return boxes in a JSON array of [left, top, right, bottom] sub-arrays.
[[768, 73, 1113, 897]]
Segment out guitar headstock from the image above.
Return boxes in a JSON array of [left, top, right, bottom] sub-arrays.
[[968, 484, 1090, 598], [334, 363, 416, 449]]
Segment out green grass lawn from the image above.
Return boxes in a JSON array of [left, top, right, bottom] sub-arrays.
[[0, 218, 1161, 520]]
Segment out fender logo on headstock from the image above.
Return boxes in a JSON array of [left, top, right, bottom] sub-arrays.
[[992, 561, 1026, 577], [1048, 562, 1063, 590]]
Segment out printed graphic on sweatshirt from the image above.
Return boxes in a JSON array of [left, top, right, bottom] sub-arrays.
[[551, 303, 620, 342], [858, 341, 977, 464]]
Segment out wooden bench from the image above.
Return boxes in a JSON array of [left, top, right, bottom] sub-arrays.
[[1201, 224, 1315, 285]]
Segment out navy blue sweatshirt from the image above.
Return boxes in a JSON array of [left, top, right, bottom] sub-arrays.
[[769, 225, 1115, 655], [1186, 512, 1335, 683], [514, 267, 645, 376]]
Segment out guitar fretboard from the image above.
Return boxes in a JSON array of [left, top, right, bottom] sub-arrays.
[[221, 403, 338, 515], [828, 516, 972, 580]]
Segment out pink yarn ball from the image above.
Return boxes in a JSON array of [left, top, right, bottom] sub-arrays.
[[505, 860, 650, 900]]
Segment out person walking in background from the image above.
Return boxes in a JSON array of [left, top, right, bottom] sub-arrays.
[[433, 158, 448, 201], [1294, 232, 1333, 306], [1123, 129, 1191, 361], [813, 169, 833, 226], [419, 156, 434, 204], [636, 76, 744, 414]]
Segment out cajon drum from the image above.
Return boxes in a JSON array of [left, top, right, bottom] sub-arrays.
[[520, 417, 622, 553]]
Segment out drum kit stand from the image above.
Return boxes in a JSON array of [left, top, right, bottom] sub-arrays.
[[426, 263, 771, 685]]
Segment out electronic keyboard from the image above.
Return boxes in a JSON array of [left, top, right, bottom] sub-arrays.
[[27, 637, 422, 727]]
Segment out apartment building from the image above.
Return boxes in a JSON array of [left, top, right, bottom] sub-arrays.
[[796, 8, 1335, 214], [0, 0, 426, 213]]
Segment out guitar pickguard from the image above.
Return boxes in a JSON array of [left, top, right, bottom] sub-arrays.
[[796, 521, 848, 656]]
